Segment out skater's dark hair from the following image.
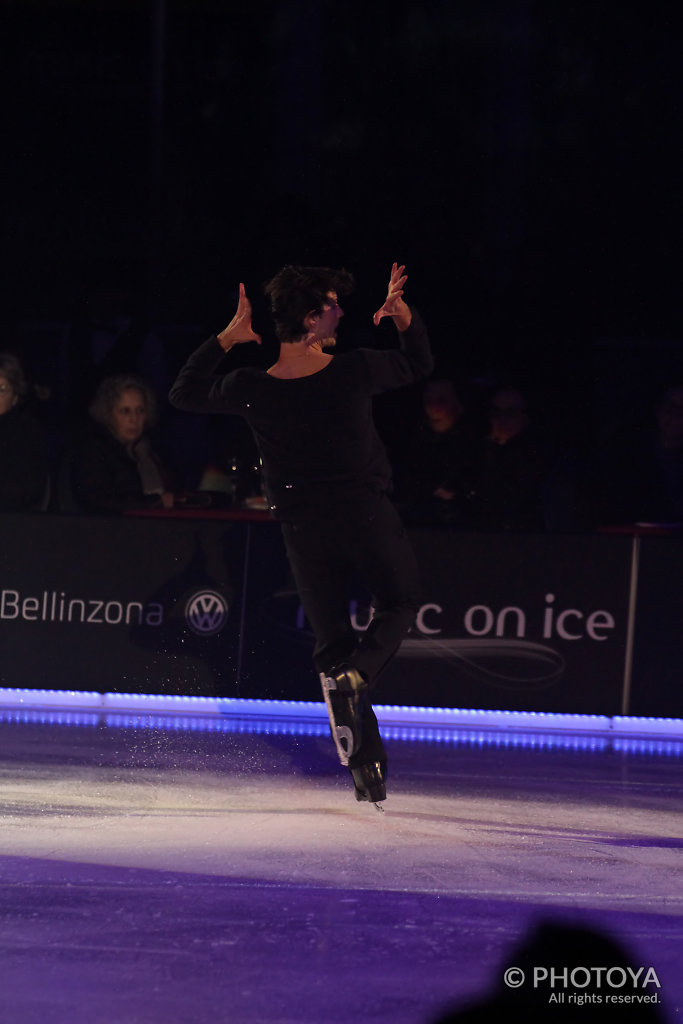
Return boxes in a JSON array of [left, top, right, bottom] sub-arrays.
[[264, 265, 355, 343]]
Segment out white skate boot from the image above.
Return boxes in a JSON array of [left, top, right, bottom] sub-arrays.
[[319, 665, 367, 767]]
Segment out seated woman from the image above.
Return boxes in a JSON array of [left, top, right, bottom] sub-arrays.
[[466, 384, 549, 532], [596, 380, 683, 526], [394, 377, 475, 527], [72, 374, 175, 514], [0, 352, 49, 512]]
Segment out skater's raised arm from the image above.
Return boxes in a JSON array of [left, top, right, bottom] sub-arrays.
[[217, 283, 262, 351], [359, 263, 433, 391], [372, 263, 412, 332], [169, 284, 260, 414]]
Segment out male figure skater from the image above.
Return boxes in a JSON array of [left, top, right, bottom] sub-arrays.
[[170, 264, 433, 806]]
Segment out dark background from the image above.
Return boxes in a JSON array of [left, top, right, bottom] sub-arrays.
[[2, 0, 682, 434]]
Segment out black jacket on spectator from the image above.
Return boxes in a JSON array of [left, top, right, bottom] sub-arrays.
[[71, 423, 169, 515], [466, 431, 548, 532], [0, 405, 48, 512], [596, 432, 683, 525]]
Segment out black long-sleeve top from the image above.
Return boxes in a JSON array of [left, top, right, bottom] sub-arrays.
[[169, 309, 433, 518]]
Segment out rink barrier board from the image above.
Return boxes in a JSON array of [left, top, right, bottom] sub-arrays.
[[0, 514, 680, 717]]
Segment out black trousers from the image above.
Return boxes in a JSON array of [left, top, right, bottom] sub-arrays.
[[281, 491, 420, 767]]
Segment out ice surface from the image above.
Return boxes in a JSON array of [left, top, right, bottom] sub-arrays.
[[1, 716, 682, 1023]]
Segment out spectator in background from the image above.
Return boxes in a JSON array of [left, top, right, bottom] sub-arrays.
[[0, 352, 49, 512], [396, 376, 475, 526], [467, 383, 548, 532], [596, 380, 683, 526], [71, 374, 176, 514]]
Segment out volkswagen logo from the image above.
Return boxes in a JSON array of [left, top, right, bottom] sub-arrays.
[[185, 590, 229, 636]]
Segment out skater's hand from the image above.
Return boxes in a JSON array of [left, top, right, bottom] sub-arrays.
[[217, 283, 262, 351], [373, 263, 412, 331]]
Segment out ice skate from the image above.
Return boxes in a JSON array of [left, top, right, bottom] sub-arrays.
[[319, 665, 367, 767], [350, 761, 387, 810]]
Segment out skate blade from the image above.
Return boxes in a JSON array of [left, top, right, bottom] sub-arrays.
[[373, 802, 385, 814]]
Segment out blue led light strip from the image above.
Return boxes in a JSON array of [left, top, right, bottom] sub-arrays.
[[0, 687, 682, 741]]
